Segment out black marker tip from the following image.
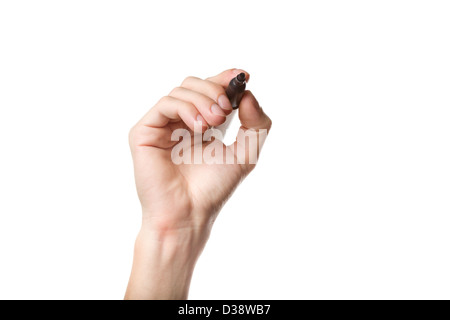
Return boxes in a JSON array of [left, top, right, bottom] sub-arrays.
[[226, 72, 247, 109]]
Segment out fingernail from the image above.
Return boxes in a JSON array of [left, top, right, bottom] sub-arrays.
[[196, 114, 207, 127], [218, 95, 232, 110], [211, 103, 226, 117]]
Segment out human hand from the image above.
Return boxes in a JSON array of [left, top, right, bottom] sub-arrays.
[[125, 69, 271, 299]]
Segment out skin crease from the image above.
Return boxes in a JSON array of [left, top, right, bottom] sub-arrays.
[[125, 69, 272, 300]]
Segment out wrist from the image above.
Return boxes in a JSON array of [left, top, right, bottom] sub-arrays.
[[140, 208, 214, 244], [139, 216, 212, 267], [138, 220, 209, 262], [125, 213, 212, 300]]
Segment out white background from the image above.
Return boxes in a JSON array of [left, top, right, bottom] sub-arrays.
[[0, 1, 449, 299]]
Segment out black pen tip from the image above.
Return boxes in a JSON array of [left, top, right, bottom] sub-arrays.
[[237, 72, 246, 82]]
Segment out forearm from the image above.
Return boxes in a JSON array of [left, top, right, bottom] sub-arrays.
[[124, 219, 210, 300]]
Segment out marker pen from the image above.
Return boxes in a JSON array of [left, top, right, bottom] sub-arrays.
[[215, 72, 246, 137]]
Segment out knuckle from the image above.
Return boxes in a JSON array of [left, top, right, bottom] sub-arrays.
[[260, 108, 272, 131], [266, 117, 272, 130], [168, 86, 183, 96], [157, 95, 172, 105], [128, 124, 138, 145], [129, 124, 161, 147], [181, 76, 197, 86]]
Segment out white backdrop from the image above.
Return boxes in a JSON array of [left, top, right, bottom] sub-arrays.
[[1, 1, 449, 299]]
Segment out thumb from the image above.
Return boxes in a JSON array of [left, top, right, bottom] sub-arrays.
[[228, 91, 272, 168], [238, 90, 272, 131]]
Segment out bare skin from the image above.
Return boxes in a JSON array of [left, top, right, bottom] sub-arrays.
[[125, 69, 272, 300]]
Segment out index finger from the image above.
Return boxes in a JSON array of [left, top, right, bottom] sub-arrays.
[[206, 68, 250, 88]]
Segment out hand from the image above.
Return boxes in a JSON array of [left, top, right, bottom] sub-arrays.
[[125, 69, 272, 299]]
